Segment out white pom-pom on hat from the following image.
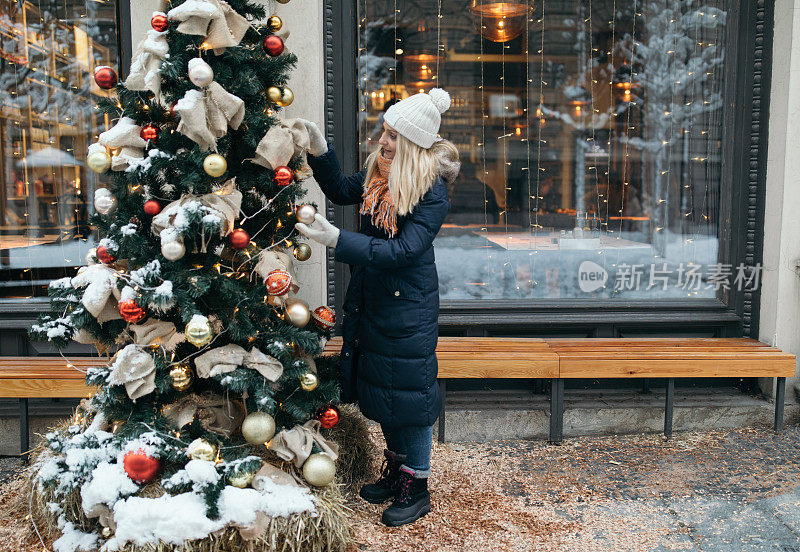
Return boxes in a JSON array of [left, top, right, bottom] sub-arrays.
[[428, 88, 451, 114], [384, 87, 453, 148]]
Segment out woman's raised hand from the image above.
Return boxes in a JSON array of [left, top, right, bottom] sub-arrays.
[[295, 212, 340, 248], [298, 118, 328, 156]]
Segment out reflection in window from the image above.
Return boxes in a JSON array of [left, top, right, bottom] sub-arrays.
[[357, 0, 727, 300], [0, 0, 118, 298]]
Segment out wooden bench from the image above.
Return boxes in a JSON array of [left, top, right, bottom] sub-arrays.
[[0, 357, 99, 460], [323, 336, 796, 443]]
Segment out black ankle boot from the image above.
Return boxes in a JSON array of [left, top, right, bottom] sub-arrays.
[[359, 450, 405, 504], [381, 467, 431, 527]]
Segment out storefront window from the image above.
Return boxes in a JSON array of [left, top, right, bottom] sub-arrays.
[[0, 0, 119, 298], [357, 0, 736, 301]]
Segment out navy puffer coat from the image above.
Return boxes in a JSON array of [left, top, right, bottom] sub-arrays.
[[307, 145, 451, 427]]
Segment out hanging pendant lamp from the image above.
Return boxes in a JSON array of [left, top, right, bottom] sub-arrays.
[[468, 1, 532, 43]]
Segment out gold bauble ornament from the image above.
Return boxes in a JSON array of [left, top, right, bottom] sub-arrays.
[[295, 204, 317, 225], [277, 87, 294, 107], [228, 468, 256, 488], [186, 315, 213, 348], [293, 243, 312, 261], [302, 452, 336, 486], [267, 15, 282, 31], [284, 297, 311, 328], [241, 411, 276, 445], [87, 148, 112, 173], [203, 154, 227, 177], [299, 372, 318, 391], [187, 438, 217, 461], [169, 363, 194, 392], [267, 86, 282, 103]]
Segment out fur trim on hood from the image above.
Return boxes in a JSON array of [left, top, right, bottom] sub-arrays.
[[433, 141, 461, 185]]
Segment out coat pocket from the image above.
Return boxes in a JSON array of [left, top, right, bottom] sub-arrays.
[[376, 273, 423, 302]]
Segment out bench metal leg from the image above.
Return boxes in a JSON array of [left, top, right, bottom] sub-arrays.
[[774, 377, 786, 433], [19, 398, 29, 464], [438, 378, 446, 443], [664, 378, 675, 439], [549, 379, 564, 444]]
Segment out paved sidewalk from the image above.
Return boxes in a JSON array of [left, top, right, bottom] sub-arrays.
[[349, 425, 800, 552]]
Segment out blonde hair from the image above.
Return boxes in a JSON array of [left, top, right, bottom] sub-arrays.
[[363, 135, 460, 215]]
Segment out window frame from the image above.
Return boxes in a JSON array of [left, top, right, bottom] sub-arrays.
[[0, 0, 132, 331], [324, 0, 773, 338]]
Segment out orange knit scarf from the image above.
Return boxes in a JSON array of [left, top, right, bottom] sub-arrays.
[[361, 154, 398, 237]]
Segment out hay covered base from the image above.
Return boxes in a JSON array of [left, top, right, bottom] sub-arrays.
[[0, 405, 375, 552]]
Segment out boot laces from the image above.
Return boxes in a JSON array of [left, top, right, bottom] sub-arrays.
[[376, 457, 400, 489]]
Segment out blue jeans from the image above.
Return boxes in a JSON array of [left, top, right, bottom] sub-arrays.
[[380, 424, 433, 477]]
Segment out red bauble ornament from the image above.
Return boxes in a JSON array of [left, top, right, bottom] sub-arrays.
[[94, 66, 118, 90], [119, 300, 146, 323], [140, 124, 159, 142], [96, 245, 115, 264], [266, 269, 292, 296], [229, 228, 250, 250], [262, 35, 285, 56], [316, 404, 340, 429], [123, 449, 161, 484], [151, 13, 169, 32], [274, 166, 294, 187], [312, 306, 336, 330], [143, 200, 162, 216]]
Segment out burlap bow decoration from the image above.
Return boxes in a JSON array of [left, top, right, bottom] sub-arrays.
[[174, 83, 245, 151], [163, 392, 245, 437], [151, 184, 242, 252], [98, 117, 147, 171], [130, 319, 184, 351], [107, 344, 156, 400], [194, 343, 284, 381], [167, 0, 249, 54], [125, 29, 169, 99], [72, 264, 122, 323], [251, 118, 311, 173], [253, 248, 299, 304], [269, 420, 340, 469]]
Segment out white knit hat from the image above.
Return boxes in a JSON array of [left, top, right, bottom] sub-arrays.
[[384, 88, 451, 149]]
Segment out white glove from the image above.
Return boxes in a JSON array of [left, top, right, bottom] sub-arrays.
[[297, 118, 328, 156], [295, 212, 340, 248]]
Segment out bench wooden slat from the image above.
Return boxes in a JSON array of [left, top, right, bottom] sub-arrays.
[[557, 348, 794, 360], [0, 379, 97, 398], [558, 358, 795, 378]]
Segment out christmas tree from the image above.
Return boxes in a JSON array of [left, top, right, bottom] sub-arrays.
[[24, 1, 366, 550]]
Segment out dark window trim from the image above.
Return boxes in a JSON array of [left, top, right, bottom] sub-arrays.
[[324, 0, 773, 338]]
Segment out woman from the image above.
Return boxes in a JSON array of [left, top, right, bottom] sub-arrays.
[[296, 88, 460, 527]]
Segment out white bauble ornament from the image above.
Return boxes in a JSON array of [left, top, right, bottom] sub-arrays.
[[87, 149, 112, 173], [162, 240, 186, 261], [302, 452, 336, 486], [241, 412, 276, 445], [185, 315, 213, 347], [188, 58, 214, 87], [94, 188, 117, 215], [296, 204, 317, 225], [86, 248, 98, 265]]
